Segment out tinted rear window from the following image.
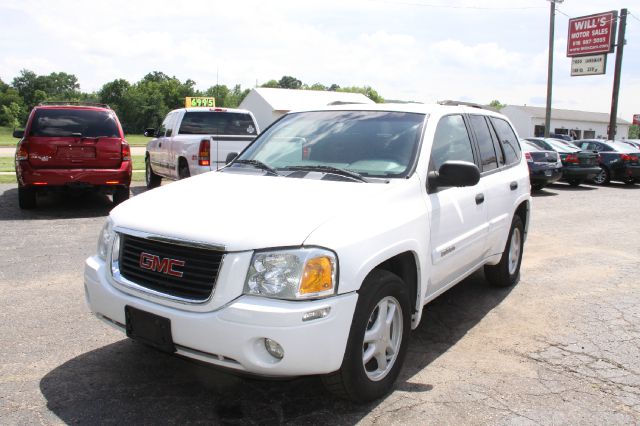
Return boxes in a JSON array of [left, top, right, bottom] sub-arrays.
[[29, 109, 120, 137], [178, 112, 257, 135]]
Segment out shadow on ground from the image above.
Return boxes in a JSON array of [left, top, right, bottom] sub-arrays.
[[40, 270, 514, 424], [0, 184, 148, 221]]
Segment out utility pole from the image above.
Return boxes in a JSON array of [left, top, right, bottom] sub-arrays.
[[544, 0, 562, 137], [608, 8, 627, 141]]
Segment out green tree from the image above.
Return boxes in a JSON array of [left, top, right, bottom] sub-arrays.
[[328, 83, 340, 91], [260, 79, 279, 88], [0, 86, 28, 127], [488, 100, 506, 110], [205, 84, 230, 107], [629, 125, 639, 139], [278, 76, 302, 89], [337, 86, 384, 103], [308, 83, 327, 91]]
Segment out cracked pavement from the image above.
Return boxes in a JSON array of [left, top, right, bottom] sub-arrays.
[[0, 181, 638, 424]]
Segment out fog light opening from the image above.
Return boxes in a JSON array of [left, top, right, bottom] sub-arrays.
[[302, 307, 331, 322], [264, 338, 284, 360]]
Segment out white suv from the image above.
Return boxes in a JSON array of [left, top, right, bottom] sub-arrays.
[[85, 102, 531, 402]]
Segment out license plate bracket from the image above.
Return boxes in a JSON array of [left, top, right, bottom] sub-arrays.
[[125, 306, 175, 353], [544, 170, 552, 176]]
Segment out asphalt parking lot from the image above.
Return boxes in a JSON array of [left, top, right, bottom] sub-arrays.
[[1, 181, 639, 424]]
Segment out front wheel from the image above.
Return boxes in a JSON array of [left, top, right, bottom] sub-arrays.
[[322, 270, 411, 402], [484, 215, 524, 287]]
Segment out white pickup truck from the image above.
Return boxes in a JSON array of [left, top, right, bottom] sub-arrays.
[[86, 102, 531, 402], [144, 107, 259, 188]]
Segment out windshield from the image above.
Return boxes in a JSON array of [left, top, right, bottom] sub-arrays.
[[178, 111, 257, 135], [235, 110, 425, 179], [29, 108, 120, 137]]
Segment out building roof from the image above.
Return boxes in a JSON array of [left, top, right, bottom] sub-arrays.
[[247, 87, 375, 111], [505, 105, 630, 125]]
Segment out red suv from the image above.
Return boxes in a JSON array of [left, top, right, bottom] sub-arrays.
[[13, 102, 132, 209]]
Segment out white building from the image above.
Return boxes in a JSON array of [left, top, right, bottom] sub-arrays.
[[501, 105, 631, 140], [239, 87, 375, 131]]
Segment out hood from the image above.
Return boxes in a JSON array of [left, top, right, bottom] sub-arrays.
[[111, 171, 405, 251]]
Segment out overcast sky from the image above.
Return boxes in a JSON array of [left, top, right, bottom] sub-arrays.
[[1, 0, 638, 122]]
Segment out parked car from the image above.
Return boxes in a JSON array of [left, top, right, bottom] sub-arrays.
[[549, 133, 573, 142], [13, 102, 132, 209], [144, 107, 259, 188], [622, 140, 640, 150], [573, 139, 640, 185], [85, 102, 531, 402], [520, 139, 563, 190], [525, 137, 599, 186]]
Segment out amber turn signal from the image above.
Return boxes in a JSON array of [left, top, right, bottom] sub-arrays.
[[299, 256, 334, 295]]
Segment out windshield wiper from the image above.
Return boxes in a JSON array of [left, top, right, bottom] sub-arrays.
[[233, 159, 281, 176], [282, 165, 368, 182]]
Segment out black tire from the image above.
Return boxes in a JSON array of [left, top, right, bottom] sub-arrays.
[[178, 159, 191, 180], [322, 270, 411, 403], [568, 179, 582, 187], [623, 178, 636, 185], [113, 186, 130, 205], [592, 166, 610, 185], [484, 215, 524, 288], [145, 156, 162, 189], [18, 185, 36, 209]]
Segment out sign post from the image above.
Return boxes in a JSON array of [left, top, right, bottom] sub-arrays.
[[608, 9, 627, 141]]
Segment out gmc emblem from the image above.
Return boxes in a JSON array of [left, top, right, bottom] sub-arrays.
[[139, 252, 185, 277]]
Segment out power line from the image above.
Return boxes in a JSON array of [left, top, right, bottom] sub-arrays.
[[376, 0, 545, 10]]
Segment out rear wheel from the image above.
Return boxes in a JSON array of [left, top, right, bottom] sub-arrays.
[[18, 185, 36, 209], [145, 156, 162, 189], [178, 159, 191, 180], [485, 215, 524, 288], [531, 183, 544, 191], [113, 186, 130, 205], [322, 270, 411, 402], [592, 166, 610, 185]]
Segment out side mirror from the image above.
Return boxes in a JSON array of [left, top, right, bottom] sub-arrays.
[[13, 129, 24, 139], [144, 128, 156, 137], [428, 161, 480, 191], [226, 152, 238, 164]]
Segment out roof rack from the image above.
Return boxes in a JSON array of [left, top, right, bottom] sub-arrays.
[[437, 100, 498, 112], [38, 101, 111, 109]]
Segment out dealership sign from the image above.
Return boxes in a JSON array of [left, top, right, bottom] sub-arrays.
[[633, 114, 640, 126], [571, 55, 606, 76], [567, 11, 617, 57]]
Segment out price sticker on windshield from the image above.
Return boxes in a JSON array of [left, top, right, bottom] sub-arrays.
[[185, 97, 216, 108]]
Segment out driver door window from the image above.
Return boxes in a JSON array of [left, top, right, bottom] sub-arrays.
[[429, 115, 475, 173]]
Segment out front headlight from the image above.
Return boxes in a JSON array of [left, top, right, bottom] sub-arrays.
[[244, 248, 337, 300], [97, 218, 115, 261]]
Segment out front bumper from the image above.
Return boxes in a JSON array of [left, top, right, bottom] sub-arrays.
[[17, 160, 132, 187], [84, 255, 357, 376]]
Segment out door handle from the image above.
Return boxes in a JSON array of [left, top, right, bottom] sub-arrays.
[[510, 181, 518, 190], [475, 193, 485, 204]]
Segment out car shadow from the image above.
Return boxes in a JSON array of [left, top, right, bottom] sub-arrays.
[[530, 187, 558, 197], [0, 184, 148, 221], [547, 183, 597, 191], [40, 270, 514, 424]]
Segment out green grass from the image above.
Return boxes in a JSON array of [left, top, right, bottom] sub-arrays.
[[0, 157, 14, 172], [0, 126, 149, 147], [0, 174, 16, 184]]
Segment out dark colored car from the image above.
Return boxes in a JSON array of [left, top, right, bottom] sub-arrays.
[[520, 139, 563, 191], [573, 139, 640, 185], [549, 133, 573, 142], [13, 102, 132, 209], [526, 137, 599, 186]]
